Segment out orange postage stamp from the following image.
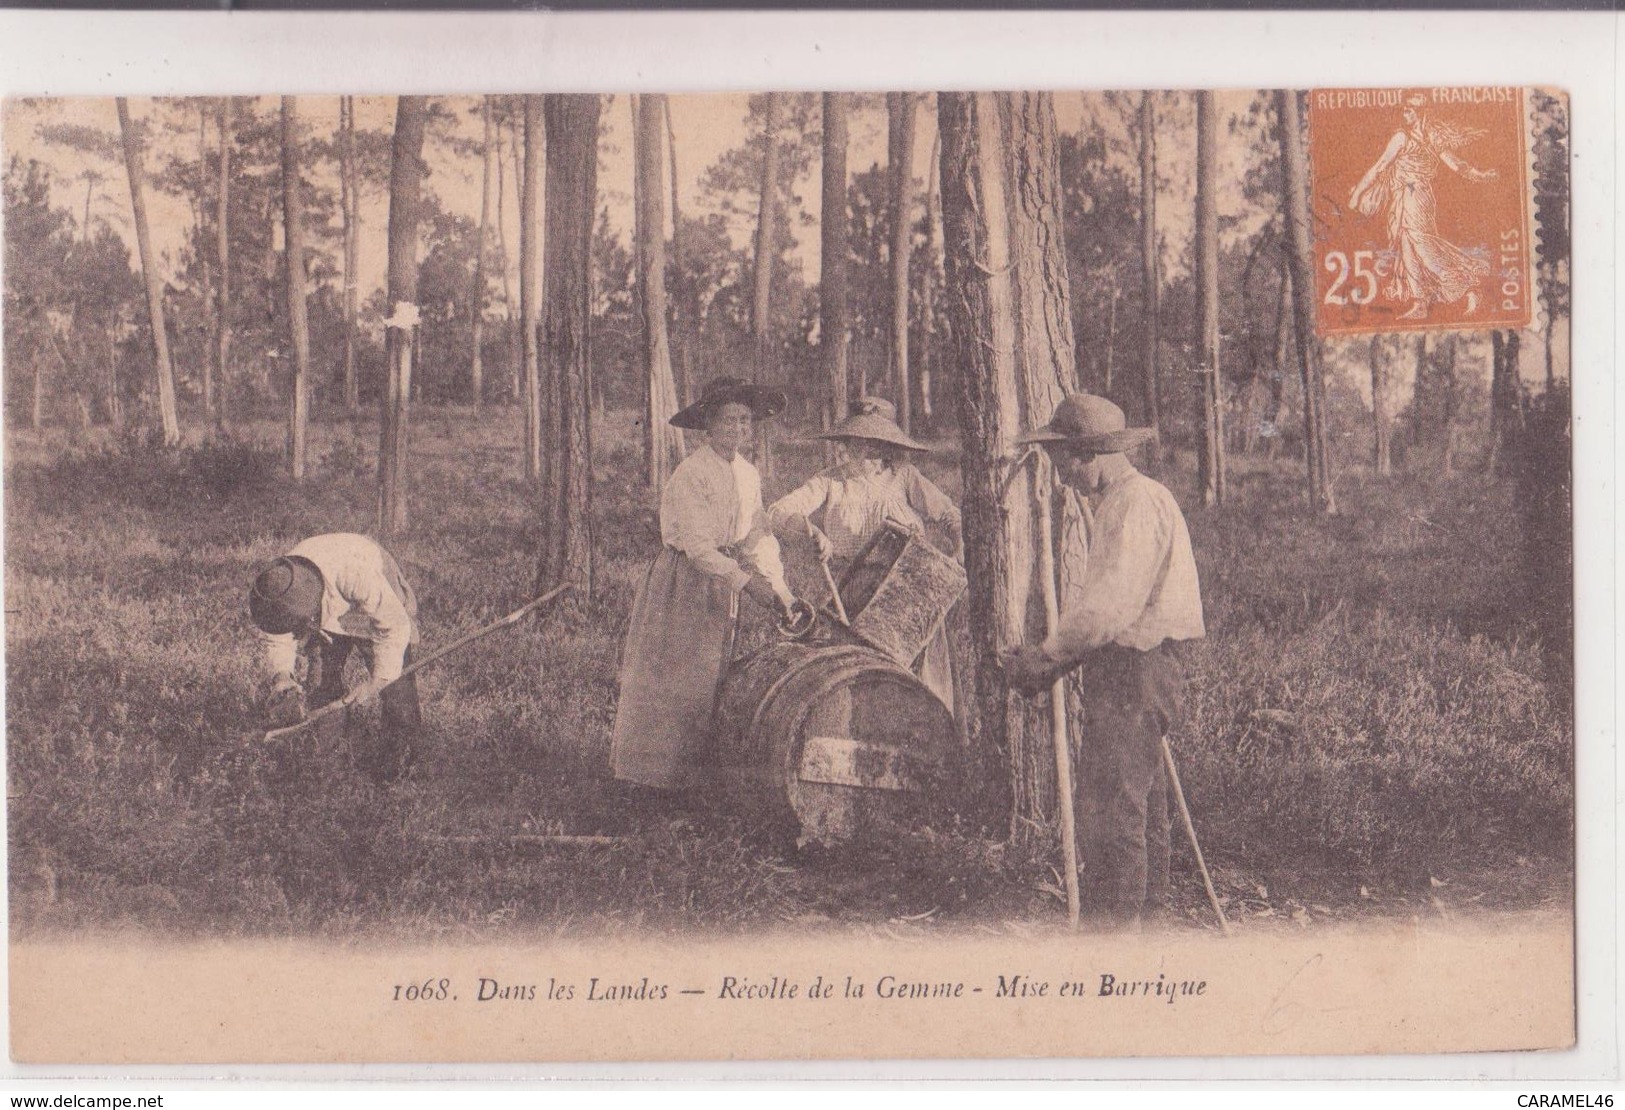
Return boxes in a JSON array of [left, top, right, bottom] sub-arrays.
[[1308, 87, 1532, 336]]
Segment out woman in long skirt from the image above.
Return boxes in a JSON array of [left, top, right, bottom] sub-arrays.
[[610, 377, 801, 792]]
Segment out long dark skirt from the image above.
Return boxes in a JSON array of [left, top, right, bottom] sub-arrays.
[[610, 548, 739, 790]]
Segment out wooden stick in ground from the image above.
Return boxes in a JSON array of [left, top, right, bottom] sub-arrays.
[[261, 583, 574, 743], [1161, 736, 1231, 936], [1032, 452, 1082, 929]]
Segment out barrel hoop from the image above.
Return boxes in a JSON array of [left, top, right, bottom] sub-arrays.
[[743, 644, 883, 762]]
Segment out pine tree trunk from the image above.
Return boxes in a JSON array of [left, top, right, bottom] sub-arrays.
[[751, 92, 782, 481], [1140, 91, 1162, 433], [1276, 88, 1337, 515], [940, 92, 1030, 833], [115, 97, 180, 447], [536, 93, 599, 599], [520, 95, 544, 482], [377, 95, 427, 539], [665, 96, 693, 407], [1440, 334, 1459, 476], [637, 93, 683, 488], [1489, 329, 1524, 473], [1195, 90, 1225, 506], [887, 92, 917, 432], [282, 97, 311, 479], [820, 92, 851, 430], [1266, 264, 1291, 460], [996, 90, 1085, 838], [215, 98, 232, 429], [921, 120, 943, 424], [495, 109, 518, 405], [470, 96, 494, 410], [1370, 334, 1393, 477]]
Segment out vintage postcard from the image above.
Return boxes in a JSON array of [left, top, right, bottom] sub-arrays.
[[3, 72, 1578, 1069]]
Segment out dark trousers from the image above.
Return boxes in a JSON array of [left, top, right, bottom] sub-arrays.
[[1073, 642, 1185, 927], [309, 636, 422, 782]]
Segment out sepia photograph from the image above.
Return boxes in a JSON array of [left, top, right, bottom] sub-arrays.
[[0, 10, 1595, 1070]]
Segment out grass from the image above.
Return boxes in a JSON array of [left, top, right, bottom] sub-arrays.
[[4, 406, 1573, 939]]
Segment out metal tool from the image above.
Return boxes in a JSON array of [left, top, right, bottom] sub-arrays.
[[261, 582, 574, 743]]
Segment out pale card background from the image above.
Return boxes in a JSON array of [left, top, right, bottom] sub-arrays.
[[0, 5, 1616, 1085]]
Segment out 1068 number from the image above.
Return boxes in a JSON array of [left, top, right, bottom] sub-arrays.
[[393, 978, 453, 1002]]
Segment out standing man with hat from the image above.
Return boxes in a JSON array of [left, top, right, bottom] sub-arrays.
[[248, 532, 421, 783], [610, 377, 806, 797], [1001, 394, 1205, 929]]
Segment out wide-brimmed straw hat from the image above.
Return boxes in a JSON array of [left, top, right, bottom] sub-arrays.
[[817, 396, 929, 452], [248, 555, 325, 635], [670, 376, 788, 430], [1019, 394, 1158, 454]]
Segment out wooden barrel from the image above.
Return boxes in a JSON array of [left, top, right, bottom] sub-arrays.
[[710, 641, 959, 845]]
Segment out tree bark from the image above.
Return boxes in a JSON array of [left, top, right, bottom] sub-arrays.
[[377, 95, 428, 539], [820, 92, 852, 431], [520, 95, 544, 481], [1489, 329, 1525, 473], [215, 97, 232, 428], [751, 92, 782, 480], [281, 97, 311, 480], [1265, 264, 1291, 460], [940, 93, 1028, 831], [1139, 91, 1162, 433], [535, 93, 599, 599], [1195, 90, 1226, 506], [494, 107, 518, 405], [665, 96, 692, 407], [1276, 88, 1337, 515], [470, 96, 495, 410], [1369, 333, 1393, 477], [336, 97, 357, 411], [637, 93, 683, 488], [1439, 333, 1459, 476], [887, 92, 917, 432], [115, 97, 180, 447], [921, 118, 943, 424], [995, 90, 1085, 838]]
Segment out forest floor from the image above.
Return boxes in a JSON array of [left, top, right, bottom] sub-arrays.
[[5, 405, 1573, 942]]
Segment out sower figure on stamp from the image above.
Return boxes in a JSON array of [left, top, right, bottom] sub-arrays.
[[249, 532, 422, 784], [1001, 395, 1205, 930]]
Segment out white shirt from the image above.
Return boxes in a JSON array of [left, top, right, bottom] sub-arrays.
[[258, 533, 418, 683], [660, 445, 793, 605], [1041, 466, 1204, 661]]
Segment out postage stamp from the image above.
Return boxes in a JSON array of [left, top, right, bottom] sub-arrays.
[[1308, 87, 1533, 336]]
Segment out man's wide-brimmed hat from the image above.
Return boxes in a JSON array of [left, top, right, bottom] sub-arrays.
[[248, 555, 325, 635], [670, 376, 788, 430], [818, 396, 929, 452], [1019, 394, 1158, 454]]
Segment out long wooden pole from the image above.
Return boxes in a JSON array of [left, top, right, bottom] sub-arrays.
[[263, 584, 573, 743], [1032, 451, 1081, 929], [1161, 738, 1231, 935]]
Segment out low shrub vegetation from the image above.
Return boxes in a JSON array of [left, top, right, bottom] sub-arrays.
[[5, 408, 1572, 938]]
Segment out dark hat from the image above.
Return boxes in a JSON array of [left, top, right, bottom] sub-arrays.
[[817, 396, 930, 452], [1019, 394, 1158, 454], [248, 555, 324, 635], [670, 376, 788, 430]]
